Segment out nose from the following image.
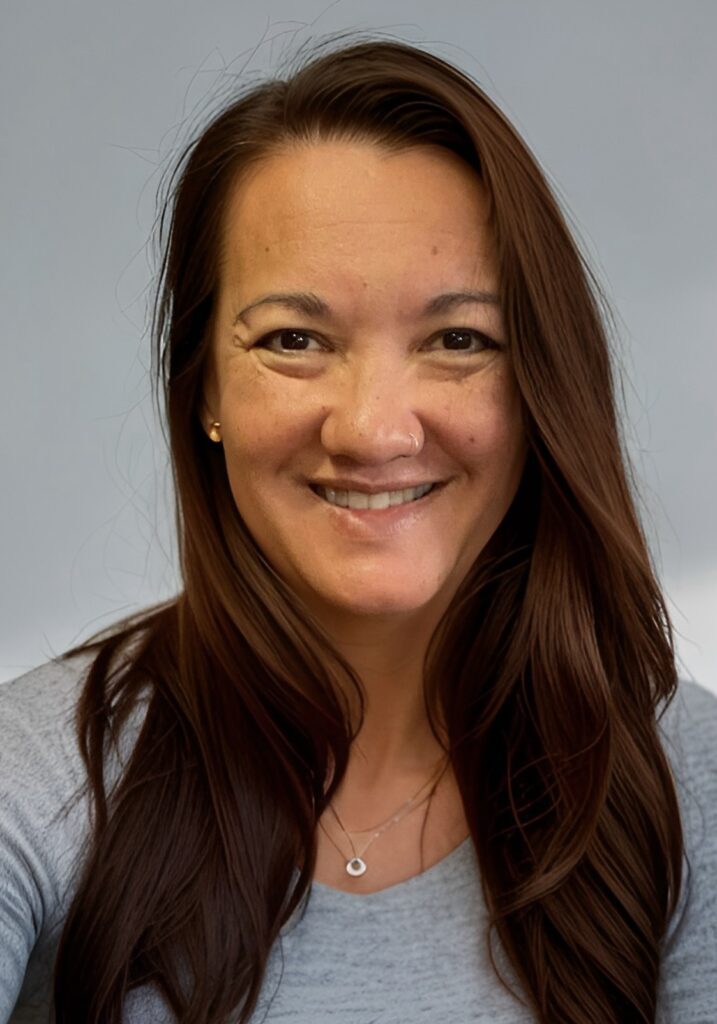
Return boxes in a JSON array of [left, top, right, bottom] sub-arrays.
[[318, 353, 423, 464]]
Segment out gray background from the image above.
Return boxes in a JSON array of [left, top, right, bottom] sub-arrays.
[[1, 1, 715, 694]]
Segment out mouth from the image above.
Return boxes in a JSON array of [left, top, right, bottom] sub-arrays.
[[308, 480, 447, 511]]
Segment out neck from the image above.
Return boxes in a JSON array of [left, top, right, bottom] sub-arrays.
[[322, 623, 449, 792]]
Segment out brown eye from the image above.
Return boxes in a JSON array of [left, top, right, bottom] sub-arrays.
[[432, 329, 500, 353], [253, 330, 323, 353]]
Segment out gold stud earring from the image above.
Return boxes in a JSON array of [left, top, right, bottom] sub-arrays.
[[208, 421, 222, 443]]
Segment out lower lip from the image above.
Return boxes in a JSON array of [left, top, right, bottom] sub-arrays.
[[307, 482, 448, 536]]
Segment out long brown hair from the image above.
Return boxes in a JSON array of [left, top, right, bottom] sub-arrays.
[[52, 32, 683, 1023]]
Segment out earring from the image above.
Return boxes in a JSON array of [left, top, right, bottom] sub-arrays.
[[208, 421, 222, 443]]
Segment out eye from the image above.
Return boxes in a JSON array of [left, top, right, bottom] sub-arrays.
[[251, 329, 323, 354], [427, 329, 501, 354], [251, 331, 503, 360]]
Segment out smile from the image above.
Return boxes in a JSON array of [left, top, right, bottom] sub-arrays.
[[311, 482, 439, 510]]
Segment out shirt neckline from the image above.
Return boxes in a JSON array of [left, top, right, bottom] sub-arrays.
[[309, 833, 474, 901]]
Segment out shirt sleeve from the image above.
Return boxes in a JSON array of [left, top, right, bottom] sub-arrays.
[[0, 658, 91, 1023], [0, 764, 47, 1019], [656, 680, 717, 1024]]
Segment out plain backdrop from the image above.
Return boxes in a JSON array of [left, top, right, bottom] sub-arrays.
[[1, 0, 715, 694]]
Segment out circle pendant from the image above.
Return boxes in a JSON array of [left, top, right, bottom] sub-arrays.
[[346, 857, 367, 877]]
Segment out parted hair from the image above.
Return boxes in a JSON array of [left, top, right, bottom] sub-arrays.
[[52, 32, 683, 1023]]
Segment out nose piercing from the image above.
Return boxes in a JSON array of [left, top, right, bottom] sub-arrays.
[[407, 432, 420, 455]]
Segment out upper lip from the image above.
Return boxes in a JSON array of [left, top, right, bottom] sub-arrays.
[[309, 477, 445, 494]]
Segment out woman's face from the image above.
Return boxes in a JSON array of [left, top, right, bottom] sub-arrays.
[[205, 140, 527, 627]]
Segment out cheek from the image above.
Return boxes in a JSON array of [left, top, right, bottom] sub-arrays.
[[460, 377, 525, 467], [219, 371, 291, 462]]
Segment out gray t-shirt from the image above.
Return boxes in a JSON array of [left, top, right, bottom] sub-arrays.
[[1, 650, 715, 1023]]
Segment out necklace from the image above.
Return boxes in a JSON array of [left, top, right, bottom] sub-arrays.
[[322, 756, 449, 877]]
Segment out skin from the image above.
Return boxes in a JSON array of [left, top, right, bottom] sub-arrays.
[[203, 141, 528, 874]]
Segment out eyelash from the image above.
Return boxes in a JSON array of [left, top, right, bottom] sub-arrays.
[[249, 328, 502, 356]]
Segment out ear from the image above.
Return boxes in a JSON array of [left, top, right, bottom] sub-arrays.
[[199, 404, 218, 440], [200, 364, 220, 439]]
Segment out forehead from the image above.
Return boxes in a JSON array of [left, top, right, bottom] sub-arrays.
[[218, 141, 497, 308]]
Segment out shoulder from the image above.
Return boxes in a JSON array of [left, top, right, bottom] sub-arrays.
[[0, 638, 152, 868], [657, 678, 717, 825], [0, 649, 101, 875], [657, 677, 717, 883], [655, 679, 717, 1021], [0, 643, 154, 1017], [0, 640, 154, 834], [0, 651, 99, 1017], [658, 676, 717, 746], [0, 636, 152, 791], [0, 650, 98, 798]]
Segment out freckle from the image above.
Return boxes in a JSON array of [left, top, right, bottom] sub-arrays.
[[264, 246, 270, 252], [431, 246, 438, 256], [468, 435, 476, 443]]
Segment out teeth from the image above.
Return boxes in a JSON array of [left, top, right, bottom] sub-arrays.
[[319, 483, 435, 509], [366, 491, 389, 507]]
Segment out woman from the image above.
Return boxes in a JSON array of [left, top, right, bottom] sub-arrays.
[[1, 35, 715, 1024]]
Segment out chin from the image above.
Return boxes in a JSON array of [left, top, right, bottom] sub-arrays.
[[306, 580, 445, 620]]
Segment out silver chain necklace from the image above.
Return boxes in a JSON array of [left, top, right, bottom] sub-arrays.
[[322, 757, 449, 877]]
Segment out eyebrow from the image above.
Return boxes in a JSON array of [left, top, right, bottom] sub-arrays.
[[233, 289, 500, 326]]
